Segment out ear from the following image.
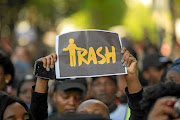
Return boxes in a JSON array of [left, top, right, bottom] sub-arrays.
[[5, 74, 12, 84]]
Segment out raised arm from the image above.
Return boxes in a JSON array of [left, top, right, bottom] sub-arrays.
[[34, 53, 57, 93], [120, 48, 144, 120], [30, 53, 57, 120], [121, 47, 142, 94]]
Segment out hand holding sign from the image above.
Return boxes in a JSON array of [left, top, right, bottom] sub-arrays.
[[34, 47, 137, 79], [120, 48, 142, 94], [34, 30, 128, 79], [121, 47, 137, 75], [37, 53, 57, 71]]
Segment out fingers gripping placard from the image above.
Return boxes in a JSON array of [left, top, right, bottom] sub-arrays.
[[55, 30, 127, 79], [34, 29, 127, 80], [34, 61, 55, 80]]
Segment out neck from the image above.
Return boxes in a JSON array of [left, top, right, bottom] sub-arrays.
[[108, 103, 117, 113], [105, 98, 117, 113]]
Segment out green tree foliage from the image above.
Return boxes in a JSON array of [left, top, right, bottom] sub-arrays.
[[81, 0, 127, 29], [122, 3, 157, 43], [173, 0, 180, 18]]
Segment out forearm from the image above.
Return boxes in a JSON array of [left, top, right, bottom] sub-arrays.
[[31, 53, 56, 119], [35, 78, 49, 93], [31, 84, 48, 120], [125, 73, 142, 94]]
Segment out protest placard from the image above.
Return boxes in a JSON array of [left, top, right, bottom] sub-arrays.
[[55, 29, 127, 79]]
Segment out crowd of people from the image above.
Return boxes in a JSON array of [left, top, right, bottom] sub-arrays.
[[0, 41, 180, 120]]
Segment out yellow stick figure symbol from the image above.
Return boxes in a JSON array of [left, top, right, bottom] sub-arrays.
[[63, 38, 83, 67], [63, 38, 116, 67]]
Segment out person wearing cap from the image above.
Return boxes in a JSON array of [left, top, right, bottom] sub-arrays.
[[30, 74, 87, 119], [29, 52, 87, 119], [166, 58, 180, 83], [50, 78, 87, 114], [142, 52, 171, 86], [31, 47, 144, 120]]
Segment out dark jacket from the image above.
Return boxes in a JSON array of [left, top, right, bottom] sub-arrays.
[[30, 86, 144, 120], [30, 86, 48, 120], [125, 87, 144, 120]]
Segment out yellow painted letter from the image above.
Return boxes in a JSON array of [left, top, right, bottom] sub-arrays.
[[105, 46, 116, 64], [88, 47, 97, 64], [96, 47, 106, 64], [77, 48, 88, 66]]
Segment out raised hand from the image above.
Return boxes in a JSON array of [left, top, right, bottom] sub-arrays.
[[121, 47, 137, 75], [120, 47, 141, 94], [35, 53, 57, 93], [37, 53, 57, 71], [148, 97, 178, 120]]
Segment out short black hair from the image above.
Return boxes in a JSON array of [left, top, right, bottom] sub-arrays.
[[0, 53, 15, 85], [0, 91, 33, 120], [140, 81, 180, 119]]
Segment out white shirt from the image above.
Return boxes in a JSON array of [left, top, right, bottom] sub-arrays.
[[110, 104, 127, 120]]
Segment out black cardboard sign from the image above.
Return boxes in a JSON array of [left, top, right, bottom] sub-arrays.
[[55, 30, 127, 79]]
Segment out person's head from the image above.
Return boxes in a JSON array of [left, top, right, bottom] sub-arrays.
[[52, 78, 87, 114], [48, 113, 109, 120], [0, 91, 32, 120], [0, 54, 15, 91], [140, 81, 180, 119], [91, 76, 117, 108], [76, 99, 110, 119], [69, 38, 74, 44], [142, 52, 171, 86], [17, 74, 36, 107], [166, 58, 180, 83]]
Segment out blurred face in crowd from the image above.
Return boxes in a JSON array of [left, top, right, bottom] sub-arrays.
[[166, 70, 180, 83], [19, 81, 35, 105], [143, 67, 164, 86], [53, 89, 83, 114], [0, 66, 6, 90], [3, 102, 29, 120], [91, 77, 117, 106], [76, 100, 109, 118], [0, 66, 11, 91]]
